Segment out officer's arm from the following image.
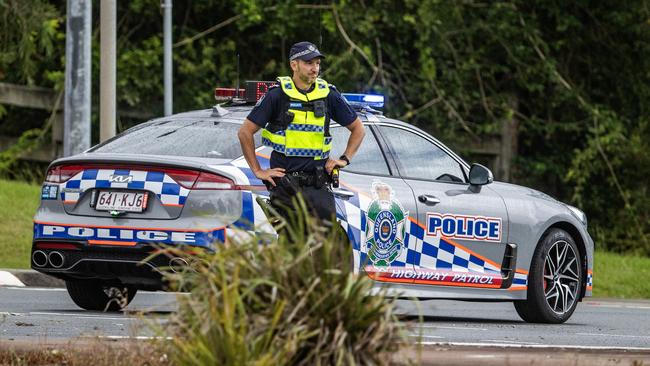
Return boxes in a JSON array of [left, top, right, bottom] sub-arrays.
[[238, 119, 285, 186], [325, 117, 364, 174], [342, 117, 364, 160]]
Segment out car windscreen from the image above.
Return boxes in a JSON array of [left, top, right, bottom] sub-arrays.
[[89, 119, 259, 159]]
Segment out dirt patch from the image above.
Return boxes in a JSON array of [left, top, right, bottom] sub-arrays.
[[0, 338, 170, 366], [397, 345, 650, 366]]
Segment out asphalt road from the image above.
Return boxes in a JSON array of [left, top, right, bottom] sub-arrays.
[[1, 287, 649, 350]]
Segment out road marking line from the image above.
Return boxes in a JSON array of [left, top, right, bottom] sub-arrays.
[[0, 271, 25, 287], [28, 312, 135, 321], [584, 302, 650, 310], [417, 341, 650, 351], [479, 339, 541, 345], [576, 332, 650, 339], [2, 287, 66, 291], [415, 325, 488, 331], [585, 304, 650, 310], [91, 335, 173, 340], [409, 335, 445, 339]]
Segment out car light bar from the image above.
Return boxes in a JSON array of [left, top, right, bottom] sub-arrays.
[[214, 81, 277, 103], [215, 87, 245, 101], [342, 93, 385, 108]]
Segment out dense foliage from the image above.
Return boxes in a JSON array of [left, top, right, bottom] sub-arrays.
[[0, 0, 648, 254]]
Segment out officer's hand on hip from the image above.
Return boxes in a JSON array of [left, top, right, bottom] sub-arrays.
[[254, 168, 286, 187], [325, 158, 347, 174]]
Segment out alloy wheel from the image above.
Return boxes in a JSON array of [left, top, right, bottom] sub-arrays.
[[543, 240, 580, 314]]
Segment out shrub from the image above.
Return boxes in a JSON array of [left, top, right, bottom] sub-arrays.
[[159, 200, 407, 365]]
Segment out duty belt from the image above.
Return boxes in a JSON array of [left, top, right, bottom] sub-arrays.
[[288, 171, 318, 187]]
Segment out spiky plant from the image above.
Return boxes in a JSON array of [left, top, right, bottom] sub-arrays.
[[159, 197, 407, 365]]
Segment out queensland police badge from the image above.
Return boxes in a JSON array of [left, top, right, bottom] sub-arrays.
[[365, 181, 408, 267]]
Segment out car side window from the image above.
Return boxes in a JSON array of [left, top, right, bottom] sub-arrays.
[[379, 126, 465, 183], [330, 126, 390, 175]]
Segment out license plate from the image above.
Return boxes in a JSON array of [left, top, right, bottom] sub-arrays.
[[95, 190, 148, 212]]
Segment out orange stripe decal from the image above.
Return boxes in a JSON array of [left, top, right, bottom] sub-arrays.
[[508, 286, 528, 291], [88, 240, 137, 246]]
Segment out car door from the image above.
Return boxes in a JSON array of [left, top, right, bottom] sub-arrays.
[[329, 123, 418, 284], [376, 124, 509, 289]]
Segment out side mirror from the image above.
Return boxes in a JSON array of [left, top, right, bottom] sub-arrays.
[[469, 163, 493, 186]]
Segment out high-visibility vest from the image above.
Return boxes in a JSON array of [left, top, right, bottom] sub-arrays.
[[261, 76, 332, 160]]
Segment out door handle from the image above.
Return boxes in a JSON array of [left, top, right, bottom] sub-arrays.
[[333, 188, 355, 199], [418, 194, 441, 205]]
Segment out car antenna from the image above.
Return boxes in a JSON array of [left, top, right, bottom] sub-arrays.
[[235, 53, 240, 98]]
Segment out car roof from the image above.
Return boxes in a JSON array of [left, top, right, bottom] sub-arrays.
[[146, 105, 413, 129], [135, 105, 444, 159]]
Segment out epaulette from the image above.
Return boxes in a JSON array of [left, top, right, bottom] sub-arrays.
[[328, 84, 338, 91]]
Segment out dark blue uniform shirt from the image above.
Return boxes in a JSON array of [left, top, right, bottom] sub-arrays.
[[247, 83, 357, 173]]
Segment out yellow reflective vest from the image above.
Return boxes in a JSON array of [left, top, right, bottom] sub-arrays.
[[261, 76, 332, 160]]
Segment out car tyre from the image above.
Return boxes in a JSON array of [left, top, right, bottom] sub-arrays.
[[514, 228, 582, 323], [66, 279, 137, 312]]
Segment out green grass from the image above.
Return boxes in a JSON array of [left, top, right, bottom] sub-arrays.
[[0, 178, 649, 300], [0, 179, 40, 269], [593, 250, 650, 299]]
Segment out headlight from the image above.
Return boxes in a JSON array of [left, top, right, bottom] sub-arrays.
[[567, 205, 588, 227]]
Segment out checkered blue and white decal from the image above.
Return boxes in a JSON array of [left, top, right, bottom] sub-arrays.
[[60, 169, 190, 206], [335, 179, 529, 289]]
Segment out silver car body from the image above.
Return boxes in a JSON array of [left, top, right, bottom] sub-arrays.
[[32, 106, 594, 300]]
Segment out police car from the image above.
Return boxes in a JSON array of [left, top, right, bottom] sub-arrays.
[[32, 81, 593, 323]]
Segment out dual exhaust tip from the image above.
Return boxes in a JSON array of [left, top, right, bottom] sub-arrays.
[[32, 250, 65, 269], [33, 250, 189, 272]]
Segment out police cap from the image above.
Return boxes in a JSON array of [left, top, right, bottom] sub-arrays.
[[289, 41, 326, 61]]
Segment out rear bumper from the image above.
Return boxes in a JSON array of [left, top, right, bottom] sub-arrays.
[[30, 241, 187, 291]]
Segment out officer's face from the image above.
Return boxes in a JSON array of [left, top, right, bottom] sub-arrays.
[[292, 58, 321, 85]]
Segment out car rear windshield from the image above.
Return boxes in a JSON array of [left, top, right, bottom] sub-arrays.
[[90, 119, 259, 159]]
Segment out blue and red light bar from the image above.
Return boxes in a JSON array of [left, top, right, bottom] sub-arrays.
[[341, 93, 385, 108]]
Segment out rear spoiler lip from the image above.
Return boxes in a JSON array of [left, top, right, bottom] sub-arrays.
[[48, 154, 207, 171], [45, 154, 262, 188]]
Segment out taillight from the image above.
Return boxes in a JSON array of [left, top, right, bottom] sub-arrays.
[[193, 172, 235, 190], [45, 165, 84, 183], [44, 164, 264, 191], [166, 169, 200, 189]]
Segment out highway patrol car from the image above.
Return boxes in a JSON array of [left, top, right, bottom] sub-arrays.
[[32, 82, 593, 323]]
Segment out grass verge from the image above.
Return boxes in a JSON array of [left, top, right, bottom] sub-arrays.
[[0, 179, 40, 269], [592, 250, 650, 299]]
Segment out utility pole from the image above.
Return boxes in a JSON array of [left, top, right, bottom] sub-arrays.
[[64, 0, 92, 156], [100, 0, 116, 142], [162, 0, 172, 116]]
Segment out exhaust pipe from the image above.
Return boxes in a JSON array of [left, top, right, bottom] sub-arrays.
[[169, 257, 189, 273], [48, 251, 65, 269], [32, 250, 48, 267]]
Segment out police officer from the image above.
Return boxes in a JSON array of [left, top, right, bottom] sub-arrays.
[[238, 41, 365, 223]]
